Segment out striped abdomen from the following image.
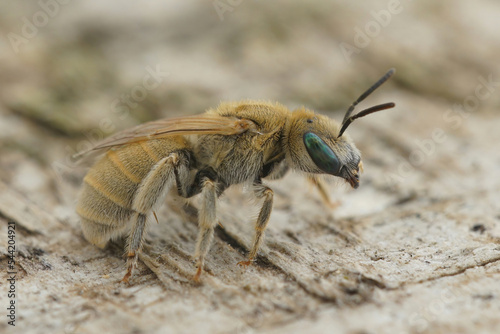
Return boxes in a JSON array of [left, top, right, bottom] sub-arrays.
[[77, 137, 188, 247]]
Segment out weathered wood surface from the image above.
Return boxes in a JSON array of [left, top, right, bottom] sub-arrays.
[[1, 1, 500, 333]]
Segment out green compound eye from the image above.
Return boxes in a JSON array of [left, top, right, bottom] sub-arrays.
[[303, 132, 340, 175]]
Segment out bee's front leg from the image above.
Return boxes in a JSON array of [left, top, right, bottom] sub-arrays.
[[238, 181, 273, 267], [307, 176, 340, 209]]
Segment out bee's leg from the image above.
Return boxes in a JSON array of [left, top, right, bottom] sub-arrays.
[[177, 166, 220, 198], [122, 212, 147, 283], [308, 176, 340, 209], [122, 153, 188, 283], [238, 182, 273, 267], [174, 165, 225, 281], [193, 177, 217, 282]]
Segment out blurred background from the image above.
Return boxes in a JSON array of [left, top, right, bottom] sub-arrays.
[[1, 1, 500, 333], [1, 1, 499, 206]]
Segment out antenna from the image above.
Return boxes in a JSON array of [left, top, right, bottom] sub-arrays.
[[338, 68, 396, 138]]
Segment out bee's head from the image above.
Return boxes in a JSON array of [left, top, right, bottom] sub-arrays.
[[285, 110, 362, 188], [284, 68, 396, 189]]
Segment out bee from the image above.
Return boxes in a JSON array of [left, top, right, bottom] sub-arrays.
[[76, 69, 396, 283]]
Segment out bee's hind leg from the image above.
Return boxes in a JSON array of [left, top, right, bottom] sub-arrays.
[[122, 212, 147, 283], [122, 152, 188, 283]]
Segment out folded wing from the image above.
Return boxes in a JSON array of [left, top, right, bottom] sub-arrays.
[[74, 114, 257, 158]]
